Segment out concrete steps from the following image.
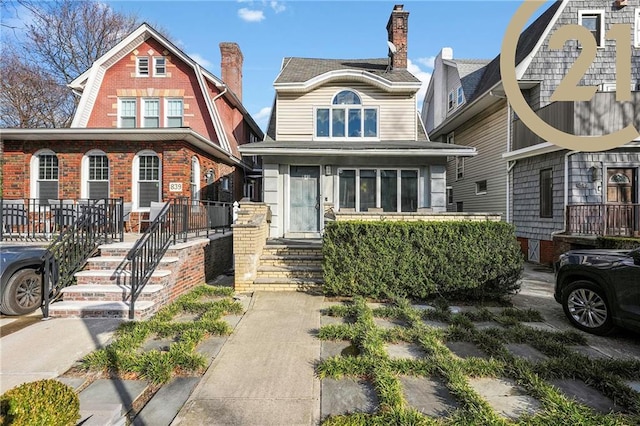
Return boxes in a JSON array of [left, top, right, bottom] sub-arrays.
[[252, 241, 324, 291]]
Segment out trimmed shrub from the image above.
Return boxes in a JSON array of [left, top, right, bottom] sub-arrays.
[[0, 379, 80, 426], [322, 221, 523, 301], [596, 236, 640, 250]]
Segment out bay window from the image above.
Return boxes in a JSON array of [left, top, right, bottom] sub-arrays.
[[338, 168, 419, 212]]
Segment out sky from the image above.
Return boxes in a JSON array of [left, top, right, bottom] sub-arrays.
[[2, 0, 554, 132]]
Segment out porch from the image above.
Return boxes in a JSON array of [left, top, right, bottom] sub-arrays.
[[566, 204, 640, 238]]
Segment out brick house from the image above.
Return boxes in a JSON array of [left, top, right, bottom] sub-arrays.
[[422, 0, 640, 265], [1, 23, 263, 223]]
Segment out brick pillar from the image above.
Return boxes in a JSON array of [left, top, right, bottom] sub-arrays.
[[233, 202, 270, 291], [386, 4, 409, 69], [220, 42, 243, 102]]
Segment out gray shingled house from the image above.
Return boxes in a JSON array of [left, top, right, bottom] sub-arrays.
[[240, 5, 476, 238], [422, 0, 640, 265]]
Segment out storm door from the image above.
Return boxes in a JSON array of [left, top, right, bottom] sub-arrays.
[[289, 166, 320, 233], [606, 168, 637, 236]]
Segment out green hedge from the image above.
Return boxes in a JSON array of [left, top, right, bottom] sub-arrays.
[[596, 236, 640, 250], [0, 379, 80, 426], [322, 221, 523, 301]]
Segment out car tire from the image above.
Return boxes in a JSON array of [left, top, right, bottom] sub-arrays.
[[561, 280, 615, 336], [0, 268, 42, 316]]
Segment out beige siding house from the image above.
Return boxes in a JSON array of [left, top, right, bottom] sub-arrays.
[[241, 5, 476, 239]]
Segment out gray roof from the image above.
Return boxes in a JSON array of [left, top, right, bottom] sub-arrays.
[[274, 57, 421, 84], [453, 59, 491, 101], [241, 140, 471, 152]]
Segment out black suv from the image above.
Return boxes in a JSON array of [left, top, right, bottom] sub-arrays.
[[554, 246, 640, 335]]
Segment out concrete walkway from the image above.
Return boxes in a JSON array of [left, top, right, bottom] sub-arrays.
[[172, 292, 323, 426]]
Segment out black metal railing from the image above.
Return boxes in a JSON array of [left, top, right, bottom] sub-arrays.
[[170, 198, 234, 243], [0, 197, 126, 242], [125, 201, 172, 319], [41, 198, 125, 318], [567, 203, 640, 237]]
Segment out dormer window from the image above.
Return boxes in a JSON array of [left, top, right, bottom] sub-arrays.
[[137, 57, 149, 76], [315, 89, 378, 139], [457, 87, 464, 106]]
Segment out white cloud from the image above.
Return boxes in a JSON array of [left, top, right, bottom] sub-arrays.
[[270, 1, 286, 13], [407, 59, 432, 111], [416, 56, 436, 69], [188, 53, 212, 69], [253, 106, 272, 132], [238, 8, 265, 22]]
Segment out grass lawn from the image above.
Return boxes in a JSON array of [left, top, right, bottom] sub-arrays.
[[318, 297, 640, 425]]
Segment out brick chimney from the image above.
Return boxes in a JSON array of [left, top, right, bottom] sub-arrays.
[[219, 42, 243, 101], [386, 4, 408, 69]]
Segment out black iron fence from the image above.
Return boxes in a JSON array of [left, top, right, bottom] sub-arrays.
[[567, 204, 640, 238], [0, 197, 126, 242]]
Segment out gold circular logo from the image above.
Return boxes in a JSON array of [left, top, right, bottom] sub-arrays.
[[500, 0, 639, 152]]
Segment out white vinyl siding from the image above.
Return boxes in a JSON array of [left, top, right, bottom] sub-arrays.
[[275, 82, 416, 141], [445, 100, 508, 215]]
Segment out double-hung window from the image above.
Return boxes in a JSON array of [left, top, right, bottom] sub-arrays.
[[137, 153, 160, 208], [137, 57, 149, 76], [119, 98, 136, 128], [448, 91, 455, 111], [578, 10, 604, 47], [87, 153, 109, 199], [338, 168, 418, 213], [540, 168, 553, 218], [315, 90, 377, 139], [166, 99, 183, 127], [143, 99, 160, 128], [37, 153, 59, 202], [154, 57, 166, 76], [457, 87, 464, 106]]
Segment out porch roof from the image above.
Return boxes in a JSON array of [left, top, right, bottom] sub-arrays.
[[238, 140, 477, 157]]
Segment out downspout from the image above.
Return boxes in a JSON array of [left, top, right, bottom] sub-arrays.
[[506, 102, 512, 223], [551, 150, 580, 237]]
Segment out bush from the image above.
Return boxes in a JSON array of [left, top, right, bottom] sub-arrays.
[[322, 220, 523, 301], [596, 236, 640, 250], [0, 379, 80, 426]]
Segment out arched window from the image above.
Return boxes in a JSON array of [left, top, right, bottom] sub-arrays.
[[30, 149, 59, 202], [190, 156, 200, 202], [316, 89, 378, 139], [132, 150, 161, 209], [82, 150, 109, 199]]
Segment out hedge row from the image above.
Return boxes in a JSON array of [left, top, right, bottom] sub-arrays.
[[596, 236, 640, 250], [322, 221, 524, 301]]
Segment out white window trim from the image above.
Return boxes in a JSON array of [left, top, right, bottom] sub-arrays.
[[578, 10, 605, 48], [457, 86, 464, 106], [447, 90, 455, 111], [313, 106, 380, 141], [142, 98, 160, 128], [336, 167, 421, 212], [475, 180, 487, 195], [118, 98, 136, 128], [446, 186, 453, 205], [136, 56, 150, 77], [190, 156, 200, 202], [165, 98, 183, 127], [456, 157, 464, 181], [29, 149, 58, 201], [153, 56, 166, 77], [132, 150, 161, 211], [635, 8, 640, 48], [81, 149, 109, 199]]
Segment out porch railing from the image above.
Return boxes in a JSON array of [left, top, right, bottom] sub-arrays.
[[41, 198, 125, 318], [125, 198, 234, 319], [0, 197, 126, 242], [566, 204, 640, 237]]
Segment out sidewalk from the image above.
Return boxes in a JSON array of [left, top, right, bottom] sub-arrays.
[[172, 291, 323, 425]]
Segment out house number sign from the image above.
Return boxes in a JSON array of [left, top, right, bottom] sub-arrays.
[[169, 182, 182, 192], [500, 0, 640, 152]]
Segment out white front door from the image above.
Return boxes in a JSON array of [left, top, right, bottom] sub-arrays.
[[289, 166, 320, 234]]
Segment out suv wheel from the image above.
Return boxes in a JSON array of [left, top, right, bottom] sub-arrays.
[[562, 280, 614, 335], [0, 268, 42, 316]]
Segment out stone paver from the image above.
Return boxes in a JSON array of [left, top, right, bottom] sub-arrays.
[[449, 306, 479, 314], [321, 378, 379, 418], [174, 312, 200, 323], [569, 345, 611, 360], [468, 377, 541, 420], [223, 314, 242, 329], [141, 335, 177, 352], [505, 343, 549, 363], [79, 379, 148, 416], [321, 340, 357, 360], [133, 377, 199, 426], [446, 341, 488, 359], [550, 379, 624, 413], [57, 377, 86, 391], [411, 304, 436, 311], [386, 342, 425, 360], [399, 376, 459, 417], [367, 302, 388, 310], [195, 336, 227, 360], [521, 322, 558, 332], [373, 317, 408, 329], [321, 315, 349, 326]]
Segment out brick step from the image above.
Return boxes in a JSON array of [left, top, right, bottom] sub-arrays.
[[85, 256, 179, 271], [252, 277, 324, 292], [74, 269, 171, 286], [256, 265, 323, 280], [48, 300, 156, 319], [259, 254, 323, 266], [61, 284, 165, 303], [262, 245, 322, 257]]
